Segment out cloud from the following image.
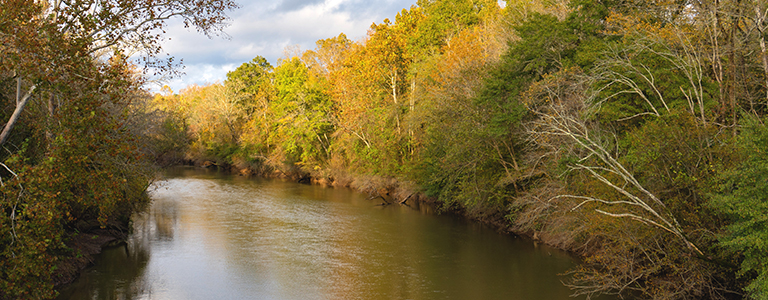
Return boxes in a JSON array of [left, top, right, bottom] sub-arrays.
[[158, 63, 237, 94], [274, 0, 325, 12], [149, 0, 416, 93]]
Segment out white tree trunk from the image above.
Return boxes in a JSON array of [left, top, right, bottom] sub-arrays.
[[0, 78, 36, 146]]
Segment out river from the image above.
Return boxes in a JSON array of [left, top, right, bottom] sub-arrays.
[[56, 167, 589, 300]]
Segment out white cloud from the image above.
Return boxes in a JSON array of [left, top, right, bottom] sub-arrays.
[[156, 63, 237, 94], [148, 0, 416, 93]]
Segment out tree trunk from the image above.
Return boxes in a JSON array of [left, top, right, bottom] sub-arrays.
[[711, 0, 726, 116], [0, 78, 36, 147], [390, 69, 401, 135], [729, 24, 737, 136], [756, 6, 768, 102]]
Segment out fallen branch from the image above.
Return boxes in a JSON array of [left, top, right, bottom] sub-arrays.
[[399, 193, 413, 205]]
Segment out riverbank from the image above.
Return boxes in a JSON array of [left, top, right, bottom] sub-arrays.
[[53, 221, 132, 287]]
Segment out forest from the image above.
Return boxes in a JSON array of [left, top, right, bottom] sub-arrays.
[[3, 0, 768, 299]]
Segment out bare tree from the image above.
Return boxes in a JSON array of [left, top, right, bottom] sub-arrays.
[[522, 62, 705, 256], [529, 92, 704, 255], [589, 23, 710, 124]]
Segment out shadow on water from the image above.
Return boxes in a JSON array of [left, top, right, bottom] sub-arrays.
[[57, 167, 613, 300], [55, 224, 152, 299]]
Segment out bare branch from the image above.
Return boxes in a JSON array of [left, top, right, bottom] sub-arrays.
[[548, 194, 640, 210], [530, 97, 701, 255], [0, 80, 37, 147]]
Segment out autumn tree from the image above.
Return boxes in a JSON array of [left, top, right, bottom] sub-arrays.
[[413, 0, 499, 55], [327, 17, 414, 174], [409, 9, 515, 215], [0, 0, 238, 147], [0, 0, 237, 298], [302, 34, 352, 78]]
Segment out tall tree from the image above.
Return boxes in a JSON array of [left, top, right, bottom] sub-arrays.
[[414, 0, 499, 54], [0, 0, 238, 147], [269, 57, 334, 166]]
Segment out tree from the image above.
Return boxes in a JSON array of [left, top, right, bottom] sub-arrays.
[[328, 18, 414, 174], [0, 46, 159, 300], [414, 0, 499, 54], [268, 57, 334, 167], [0, 0, 236, 296], [410, 16, 516, 214], [302, 34, 352, 77], [0, 0, 238, 147], [226, 56, 273, 97], [531, 99, 703, 255], [712, 117, 768, 299]]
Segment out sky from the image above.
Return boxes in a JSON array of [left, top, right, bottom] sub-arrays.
[[151, 0, 420, 93]]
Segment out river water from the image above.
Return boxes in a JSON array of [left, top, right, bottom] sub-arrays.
[[56, 167, 585, 300]]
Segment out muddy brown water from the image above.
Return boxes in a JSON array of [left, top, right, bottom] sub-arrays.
[[56, 167, 597, 300]]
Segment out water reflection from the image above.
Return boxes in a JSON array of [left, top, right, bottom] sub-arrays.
[[57, 167, 590, 300], [55, 223, 151, 299]]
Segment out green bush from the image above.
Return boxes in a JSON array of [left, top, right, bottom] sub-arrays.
[[711, 116, 768, 299]]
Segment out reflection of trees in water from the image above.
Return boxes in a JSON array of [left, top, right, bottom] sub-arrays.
[[91, 240, 152, 300], [54, 231, 152, 300], [149, 198, 179, 241], [56, 199, 179, 300]]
